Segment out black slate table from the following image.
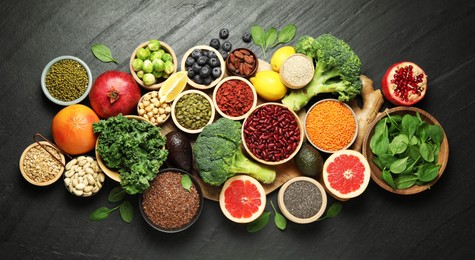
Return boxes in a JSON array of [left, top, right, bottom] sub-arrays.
[[1, 0, 474, 259]]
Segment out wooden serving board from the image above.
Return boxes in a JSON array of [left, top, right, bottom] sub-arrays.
[[159, 60, 304, 201]]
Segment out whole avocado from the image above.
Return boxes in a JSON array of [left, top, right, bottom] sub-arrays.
[[294, 142, 324, 178], [165, 131, 193, 172]]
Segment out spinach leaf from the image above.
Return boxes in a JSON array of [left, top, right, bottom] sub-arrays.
[[370, 119, 389, 156], [264, 28, 278, 51], [273, 24, 297, 47], [91, 43, 118, 63], [417, 163, 440, 182], [119, 201, 134, 223], [395, 175, 418, 189], [389, 134, 409, 155], [108, 186, 126, 203], [89, 206, 117, 221], [270, 201, 286, 231], [429, 125, 444, 145], [401, 114, 419, 140], [417, 122, 430, 142], [390, 157, 408, 174], [318, 202, 342, 221], [247, 212, 271, 233], [382, 169, 396, 189], [377, 153, 398, 169], [420, 142, 435, 162], [181, 174, 192, 192]]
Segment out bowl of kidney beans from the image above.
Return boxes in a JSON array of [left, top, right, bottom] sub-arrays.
[[213, 76, 257, 121], [242, 103, 303, 165], [180, 45, 225, 90]]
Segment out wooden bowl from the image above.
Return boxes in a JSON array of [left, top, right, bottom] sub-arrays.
[[19, 141, 65, 186], [212, 76, 257, 120], [225, 48, 259, 79], [242, 103, 304, 166], [171, 89, 215, 134], [362, 106, 449, 195], [129, 41, 178, 90], [95, 115, 156, 182], [180, 45, 225, 90], [136, 90, 171, 126], [279, 54, 314, 89]]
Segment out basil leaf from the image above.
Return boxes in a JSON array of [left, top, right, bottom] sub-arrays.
[[89, 207, 113, 221], [390, 157, 408, 174], [108, 186, 126, 203], [382, 169, 396, 189], [389, 134, 409, 155], [264, 28, 278, 51], [91, 44, 118, 63], [274, 24, 297, 47], [420, 142, 435, 162], [250, 25, 265, 46], [181, 174, 192, 192], [395, 175, 418, 189], [247, 212, 271, 233], [417, 163, 440, 182], [119, 201, 134, 223]]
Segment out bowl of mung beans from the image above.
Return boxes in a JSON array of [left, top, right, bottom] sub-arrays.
[[171, 89, 215, 134], [41, 55, 92, 106]]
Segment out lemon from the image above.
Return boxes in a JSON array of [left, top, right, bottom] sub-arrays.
[[159, 71, 188, 102], [270, 46, 296, 72], [250, 70, 287, 101]]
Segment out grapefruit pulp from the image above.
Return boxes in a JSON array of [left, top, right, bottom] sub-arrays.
[[322, 150, 370, 200], [219, 175, 266, 223]]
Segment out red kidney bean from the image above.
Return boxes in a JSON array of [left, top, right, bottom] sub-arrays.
[[243, 104, 301, 162]]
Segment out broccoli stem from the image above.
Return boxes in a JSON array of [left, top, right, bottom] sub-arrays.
[[229, 147, 276, 184]]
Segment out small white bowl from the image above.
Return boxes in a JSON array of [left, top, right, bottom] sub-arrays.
[[171, 89, 215, 134], [180, 45, 225, 90], [41, 55, 92, 106]]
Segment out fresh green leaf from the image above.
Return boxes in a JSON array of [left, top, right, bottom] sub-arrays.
[[91, 43, 118, 63], [377, 153, 398, 169], [395, 175, 418, 189], [273, 24, 297, 47], [417, 163, 440, 182], [389, 134, 409, 155], [429, 125, 444, 145], [250, 25, 265, 46], [264, 28, 278, 51], [247, 212, 271, 233], [401, 114, 419, 140], [382, 169, 396, 189], [370, 119, 389, 156], [417, 122, 430, 142], [409, 136, 419, 145], [270, 201, 286, 230], [420, 142, 435, 162], [108, 186, 126, 203], [390, 157, 408, 174], [181, 174, 192, 192], [119, 201, 134, 223], [325, 202, 342, 218], [89, 206, 116, 221]]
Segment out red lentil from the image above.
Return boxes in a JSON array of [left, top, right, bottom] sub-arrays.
[[243, 104, 301, 162], [216, 79, 254, 117], [142, 171, 200, 230], [305, 100, 357, 152]]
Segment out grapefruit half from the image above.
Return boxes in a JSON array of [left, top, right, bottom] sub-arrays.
[[322, 150, 370, 200], [219, 175, 266, 223]]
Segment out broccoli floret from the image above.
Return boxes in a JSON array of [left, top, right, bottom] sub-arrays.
[[194, 118, 276, 186], [282, 34, 362, 111]]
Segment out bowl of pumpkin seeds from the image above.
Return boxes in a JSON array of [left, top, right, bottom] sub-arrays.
[[171, 89, 215, 134], [41, 55, 92, 106]]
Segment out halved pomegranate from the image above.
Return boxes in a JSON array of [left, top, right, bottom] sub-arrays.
[[382, 62, 427, 106]]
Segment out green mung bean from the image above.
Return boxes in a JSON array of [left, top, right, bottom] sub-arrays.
[[175, 93, 211, 130], [45, 59, 88, 101]]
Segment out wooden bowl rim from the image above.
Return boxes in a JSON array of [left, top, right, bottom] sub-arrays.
[[180, 45, 225, 90]]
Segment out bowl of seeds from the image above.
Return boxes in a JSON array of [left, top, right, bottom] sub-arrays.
[[41, 55, 92, 106], [171, 89, 215, 134]]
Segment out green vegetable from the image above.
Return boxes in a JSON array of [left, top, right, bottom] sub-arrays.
[[147, 39, 161, 51], [152, 59, 165, 72], [93, 114, 168, 194], [271, 201, 286, 230], [193, 118, 276, 186], [142, 59, 153, 73], [108, 186, 126, 203], [132, 58, 143, 71], [162, 53, 173, 62], [250, 24, 297, 59], [181, 174, 192, 192], [89, 201, 133, 223], [281, 34, 362, 111], [317, 202, 343, 221], [247, 212, 271, 233], [164, 60, 174, 74], [370, 112, 444, 189], [273, 24, 297, 47], [150, 51, 163, 61], [136, 47, 150, 60], [264, 27, 278, 52], [119, 201, 133, 223], [91, 43, 118, 63], [136, 70, 144, 79], [89, 206, 115, 221], [142, 73, 156, 85]]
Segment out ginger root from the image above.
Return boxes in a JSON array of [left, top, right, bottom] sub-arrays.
[[349, 75, 384, 152]]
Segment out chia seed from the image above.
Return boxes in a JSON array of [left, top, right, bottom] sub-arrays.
[[283, 180, 322, 219]]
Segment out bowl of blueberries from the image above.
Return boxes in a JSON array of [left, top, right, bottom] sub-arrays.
[[181, 45, 225, 90]]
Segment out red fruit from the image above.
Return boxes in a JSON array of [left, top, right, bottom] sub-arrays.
[[322, 150, 370, 201], [382, 62, 427, 106], [89, 70, 141, 118]]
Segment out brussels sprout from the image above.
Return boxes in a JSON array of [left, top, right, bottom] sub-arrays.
[[136, 70, 144, 79], [155, 49, 165, 59], [153, 71, 163, 79], [136, 48, 150, 60], [142, 60, 154, 73], [149, 51, 163, 61], [152, 59, 165, 72], [143, 73, 156, 86], [162, 53, 173, 62], [147, 39, 161, 51], [132, 58, 143, 71], [164, 61, 174, 74]]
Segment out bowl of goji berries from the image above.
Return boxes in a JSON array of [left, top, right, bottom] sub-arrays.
[[242, 103, 304, 165], [212, 76, 258, 121]]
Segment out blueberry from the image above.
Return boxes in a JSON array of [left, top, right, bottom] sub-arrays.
[[203, 76, 212, 85], [242, 32, 252, 43], [187, 67, 195, 78], [193, 74, 203, 84], [219, 50, 228, 60], [201, 50, 209, 57], [197, 55, 208, 66], [191, 49, 202, 59], [199, 66, 211, 78], [211, 67, 222, 79], [222, 41, 232, 52], [192, 62, 202, 73], [208, 57, 219, 68], [209, 38, 220, 50], [219, 28, 229, 39], [185, 56, 195, 67], [207, 51, 217, 59]]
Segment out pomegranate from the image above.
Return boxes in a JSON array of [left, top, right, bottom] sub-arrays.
[[89, 70, 141, 118], [382, 62, 427, 106]]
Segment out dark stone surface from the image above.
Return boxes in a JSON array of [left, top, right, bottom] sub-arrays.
[[1, 0, 474, 258]]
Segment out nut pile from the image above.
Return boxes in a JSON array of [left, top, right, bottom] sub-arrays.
[[138, 91, 171, 125], [64, 156, 105, 197], [227, 48, 257, 77]]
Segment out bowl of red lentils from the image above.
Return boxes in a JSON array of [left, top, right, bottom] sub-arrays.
[[41, 55, 92, 106], [212, 76, 257, 121], [242, 103, 304, 165], [304, 99, 358, 153], [140, 168, 203, 233], [19, 141, 66, 186]]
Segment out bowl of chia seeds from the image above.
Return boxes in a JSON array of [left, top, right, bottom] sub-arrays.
[[41, 55, 92, 106]]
